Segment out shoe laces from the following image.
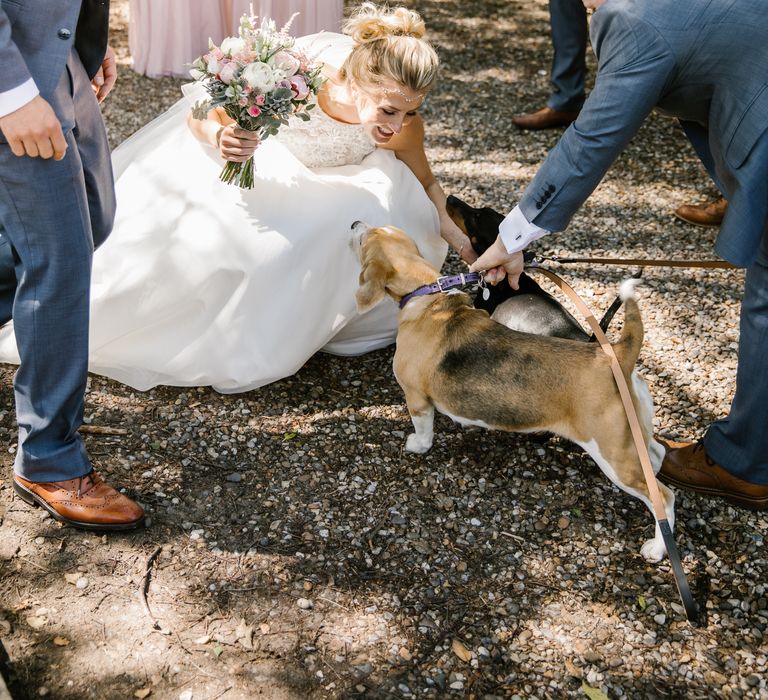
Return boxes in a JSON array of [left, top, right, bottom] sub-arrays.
[[76, 471, 103, 498], [692, 439, 716, 467]]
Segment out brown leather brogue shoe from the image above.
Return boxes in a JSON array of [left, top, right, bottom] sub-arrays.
[[13, 471, 145, 531], [658, 440, 768, 510], [512, 106, 579, 130], [673, 197, 728, 227]]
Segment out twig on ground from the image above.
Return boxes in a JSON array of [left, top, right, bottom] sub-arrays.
[[140, 545, 163, 629], [207, 686, 233, 700], [78, 424, 129, 435]]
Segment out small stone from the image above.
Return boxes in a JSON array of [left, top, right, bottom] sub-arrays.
[[297, 598, 313, 610]]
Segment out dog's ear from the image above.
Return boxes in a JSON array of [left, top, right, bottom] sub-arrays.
[[356, 259, 392, 312]]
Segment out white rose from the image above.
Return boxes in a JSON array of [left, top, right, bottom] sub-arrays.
[[220, 36, 246, 56], [241, 62, 275, 92], [206, 56, 221, 74]]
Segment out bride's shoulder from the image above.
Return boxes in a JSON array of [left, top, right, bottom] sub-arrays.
[[294, 32, 353, 72]]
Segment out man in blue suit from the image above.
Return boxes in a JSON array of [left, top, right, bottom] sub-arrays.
[[0, 0, 144, 529], [472, 0, 768, 510], [512, 0, 589, 130]]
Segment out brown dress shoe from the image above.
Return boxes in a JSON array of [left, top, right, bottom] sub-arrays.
[[673, 197, 728, 227], [512, 106, 579, 130], [658, 440, 768, 510], [13, 471, 145, 531]]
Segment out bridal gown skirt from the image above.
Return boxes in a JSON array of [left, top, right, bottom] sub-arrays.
[[0, 100, 446, 393]]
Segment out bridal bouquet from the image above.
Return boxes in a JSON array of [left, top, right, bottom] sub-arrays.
[[190, 14, 324, 188]]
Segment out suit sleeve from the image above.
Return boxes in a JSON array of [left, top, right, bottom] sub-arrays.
[[519, 7, 675, 233], [0, 4, 38, 116], [0, 4, 34, 91]]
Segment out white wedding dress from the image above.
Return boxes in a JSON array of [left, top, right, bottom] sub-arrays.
[[0, 33, 447, 393]]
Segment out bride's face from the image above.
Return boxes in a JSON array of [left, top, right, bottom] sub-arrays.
[[352, 78, 425, 144]]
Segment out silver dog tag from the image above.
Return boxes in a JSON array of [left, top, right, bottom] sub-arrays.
[[482, 287, 490, 301]]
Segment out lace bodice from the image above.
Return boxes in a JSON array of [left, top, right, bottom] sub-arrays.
[[273, 32, 376, 169], [275, 100, 376, 169]]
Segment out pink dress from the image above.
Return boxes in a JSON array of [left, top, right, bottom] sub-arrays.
[[225, 1, 344, 36], [129, 0, 344, 79]]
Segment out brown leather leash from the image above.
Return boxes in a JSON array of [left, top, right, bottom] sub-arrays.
[[527, 265, 700, 622], [531, 254, 737, 269]]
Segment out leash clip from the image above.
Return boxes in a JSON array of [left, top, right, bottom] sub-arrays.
[[524, 250, 555, 268], [477, 272, 490, 301]]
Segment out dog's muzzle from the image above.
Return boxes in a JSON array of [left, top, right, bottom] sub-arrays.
[[350, 220, 370, 258]]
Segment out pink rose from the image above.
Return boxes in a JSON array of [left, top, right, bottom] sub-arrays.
[[247, 105, 262, 117], [218, 61, 238, 85], [289, 75, 309, 100], [272, 51, 300, 77], [255, 94, 265, 105]]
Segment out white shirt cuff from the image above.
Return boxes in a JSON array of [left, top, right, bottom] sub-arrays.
[[0, 79, 39, 119], [498, 205, 550, 254]]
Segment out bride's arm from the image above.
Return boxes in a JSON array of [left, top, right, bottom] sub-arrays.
[[383, 116, 475, 264], [186, 108, 261, 162]]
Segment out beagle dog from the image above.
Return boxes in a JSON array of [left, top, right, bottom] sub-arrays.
[[352, 222, 672, 563], [445, 194, 630, 340]]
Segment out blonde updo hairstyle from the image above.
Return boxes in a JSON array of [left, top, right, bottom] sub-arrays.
[[340, 3, 439, 95]]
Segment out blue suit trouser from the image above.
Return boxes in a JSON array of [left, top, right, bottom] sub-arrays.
[[704, 227, 768, 484], [547, 0, 589, 112], [0, 50, 114, 482]]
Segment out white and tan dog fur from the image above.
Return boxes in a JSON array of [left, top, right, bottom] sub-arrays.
[[352, 222, 673, 562]]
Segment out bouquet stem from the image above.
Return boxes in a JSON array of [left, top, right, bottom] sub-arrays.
[[220, 156, 256, 189]]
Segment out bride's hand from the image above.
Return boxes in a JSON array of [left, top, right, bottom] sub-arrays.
[[218, 124, 261, 162]]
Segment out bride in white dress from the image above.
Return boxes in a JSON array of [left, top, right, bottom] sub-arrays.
[[0, 3, 477, 393]]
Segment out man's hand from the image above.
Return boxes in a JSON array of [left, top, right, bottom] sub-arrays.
[[0, 96, 67, 160], [469, 235, 525, 289], [92, 45, 117, 102]]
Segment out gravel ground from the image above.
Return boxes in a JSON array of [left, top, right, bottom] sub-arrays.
[[1, 1, 766, 699]]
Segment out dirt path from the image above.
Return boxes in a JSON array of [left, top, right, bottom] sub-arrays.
[[1, 1, 766, 699]]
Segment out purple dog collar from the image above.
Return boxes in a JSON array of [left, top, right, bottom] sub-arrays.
[[399, 271, 484, 309]]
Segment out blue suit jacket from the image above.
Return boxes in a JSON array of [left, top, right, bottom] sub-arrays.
[[520, 0, 768, 267], [0, 0, 108, 100]]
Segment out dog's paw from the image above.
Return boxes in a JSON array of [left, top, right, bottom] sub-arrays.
[[405, 433, 432, 454], [640, 537, 667, 563]]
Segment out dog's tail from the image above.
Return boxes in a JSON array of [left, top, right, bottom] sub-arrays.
[[612, 278, 644, 380]]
